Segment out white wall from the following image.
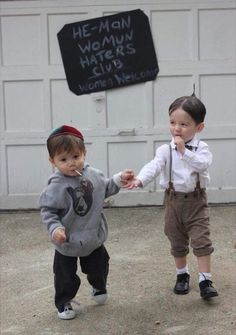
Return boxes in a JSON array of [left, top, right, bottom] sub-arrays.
[[0, 0, 236, 209]]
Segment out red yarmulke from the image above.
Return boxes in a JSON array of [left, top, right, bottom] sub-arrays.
[[47, 125, 84, 141]]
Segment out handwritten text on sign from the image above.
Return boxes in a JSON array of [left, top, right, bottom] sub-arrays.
[[58, 9, 159, 95]]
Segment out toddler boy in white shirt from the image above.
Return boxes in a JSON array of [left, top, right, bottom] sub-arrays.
[[126, 95, 218, 299]]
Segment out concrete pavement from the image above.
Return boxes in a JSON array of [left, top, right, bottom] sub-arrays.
[[0, 205, 236, 335]]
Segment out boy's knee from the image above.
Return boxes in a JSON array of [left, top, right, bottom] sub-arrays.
[[171, 246, 189, 258], [193, 246, 214, 257]]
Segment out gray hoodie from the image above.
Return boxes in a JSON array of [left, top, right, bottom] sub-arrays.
[[39, 163, 122, 257]]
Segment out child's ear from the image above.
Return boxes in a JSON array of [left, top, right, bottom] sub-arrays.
[[197, 122, 204, 133], [49, 157, 55, 166]]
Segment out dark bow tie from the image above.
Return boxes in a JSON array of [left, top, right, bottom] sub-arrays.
[[174, 143, 198, 151], [185, 144, 197, 151]]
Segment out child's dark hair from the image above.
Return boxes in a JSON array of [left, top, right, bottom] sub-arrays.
[[169, 96, 206, 124], [47, 135, 85, 158]]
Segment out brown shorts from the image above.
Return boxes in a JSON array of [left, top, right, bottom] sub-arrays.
[[164, 189, 214, 258]]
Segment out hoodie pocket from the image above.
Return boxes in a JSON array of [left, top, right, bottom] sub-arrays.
[[62, 227, 105, 256]]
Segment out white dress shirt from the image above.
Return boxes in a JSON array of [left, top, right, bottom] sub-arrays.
[[137, 135, 212, 193]]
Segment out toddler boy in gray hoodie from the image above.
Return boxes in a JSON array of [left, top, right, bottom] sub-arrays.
[[39, 125, 133, 320]]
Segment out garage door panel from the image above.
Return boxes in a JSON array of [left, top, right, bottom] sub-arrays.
[[199, 9, 236, 60], [208, 139, 236, 189], [200, 74, 236, 125], [3, 80, 45, 132], [84, 141, 110, 177], [107, 84, 147, 129], [6, 145, 51, 195], [1, 14, 41, 66], [50, 79, 91, 128], [151, 10, 193, 61], [108, 141, 146, 174]]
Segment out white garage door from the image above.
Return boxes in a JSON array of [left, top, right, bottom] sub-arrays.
[[0, 0, 236, 209]]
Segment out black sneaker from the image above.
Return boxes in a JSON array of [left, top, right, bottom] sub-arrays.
[[174, 273, 190, 295], [199, 280, 218, 299]]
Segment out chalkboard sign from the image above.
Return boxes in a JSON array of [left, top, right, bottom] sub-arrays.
[[57, 9, 159, 96]]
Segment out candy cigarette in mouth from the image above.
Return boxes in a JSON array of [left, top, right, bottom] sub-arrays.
[[74, 170, 82, 176]]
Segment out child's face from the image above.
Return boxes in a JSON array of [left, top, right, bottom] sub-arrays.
[[49, 149, 86, 177], [169, 108, 204, 143]]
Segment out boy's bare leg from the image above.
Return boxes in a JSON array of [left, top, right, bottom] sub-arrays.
[[197, 255, 210, 273], [174, 256, 187, 269]]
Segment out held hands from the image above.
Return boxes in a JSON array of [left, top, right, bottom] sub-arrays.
[[124, 177, 142, 189], [120, 169, 134, 183], [120, 169, 142, 189], [52, 228, 67, 244]]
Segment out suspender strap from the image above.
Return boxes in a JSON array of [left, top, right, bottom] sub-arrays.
[[168, 145, 175, 192], [169, 144, 172, 183]]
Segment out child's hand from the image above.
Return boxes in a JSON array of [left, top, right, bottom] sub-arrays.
[[122, 177, 142, 189], [120, 169, 142, 189], [52, 228, 67, 244], [174, 136, 185, 154]]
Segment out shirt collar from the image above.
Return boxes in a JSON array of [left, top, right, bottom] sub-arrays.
[[170, 135, 199, 149]]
